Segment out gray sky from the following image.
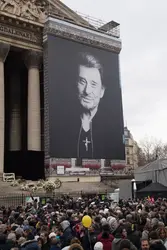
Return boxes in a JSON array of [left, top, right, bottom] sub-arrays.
[[62, 0, 167, 143]]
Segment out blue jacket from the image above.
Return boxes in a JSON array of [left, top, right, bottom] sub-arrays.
[[20, 240, 40, 250]]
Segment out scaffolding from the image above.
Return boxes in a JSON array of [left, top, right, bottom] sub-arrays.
[[76, 12, 120, 38]]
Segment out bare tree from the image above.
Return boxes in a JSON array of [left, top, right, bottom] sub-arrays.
[[138, 137, 166, 166], [137, 146, 147, 166]]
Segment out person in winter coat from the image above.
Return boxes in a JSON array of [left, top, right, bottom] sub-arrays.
[[60, 220, 73, 248], [97, 224, 114, 250], [149, 231, 166, 250], [40, 232, 50, 250], [126, 223, 141, 249], [20, 239, 40, 250], [93, 217, 102, 236], [119, 239, 131, 250], [0, 234, 15, 250], [50, 237, 61, 250], [157, 227, 167, 248], [81, 226, 97, 250], [112, 226, 137, 250], [62, 237, 82, 250], [150, 241, 166, 250]]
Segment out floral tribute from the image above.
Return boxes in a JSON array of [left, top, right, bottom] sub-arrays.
[[111, 164, 126, 171], [83, 159, 101, 170]]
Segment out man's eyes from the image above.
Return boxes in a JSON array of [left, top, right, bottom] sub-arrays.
[[78, 77, 86, 84], [79, 78, 97, 87], [91, 82, 97, 87]]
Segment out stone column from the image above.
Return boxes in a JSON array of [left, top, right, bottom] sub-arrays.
[[0, 42, 10, 175], [10, 73, 21, 151], [25, 50, 42, 151], [10, 108, 21, 151]]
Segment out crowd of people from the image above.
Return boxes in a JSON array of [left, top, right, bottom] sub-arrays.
[[0, 195, 167, 250]]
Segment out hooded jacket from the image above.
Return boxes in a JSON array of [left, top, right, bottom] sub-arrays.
[[61, 220, 73, 248], [97, 233, 114, 250]]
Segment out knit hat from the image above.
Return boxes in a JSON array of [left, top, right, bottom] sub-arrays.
[[94, 242, 103, 250], [18, 237, 26, 245], [107, 216, 118, 233], [15, 227, 24, 235], [49, 232, 56, 239], [101, 218, 107, 226]]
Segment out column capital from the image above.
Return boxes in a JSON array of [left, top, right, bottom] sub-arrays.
[[0, 42, 10, 62], [24, 50, 42, 69]]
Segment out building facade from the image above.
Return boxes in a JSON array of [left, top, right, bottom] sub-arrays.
[[0, 0, 125, 181], [124, 127, 139, 170]]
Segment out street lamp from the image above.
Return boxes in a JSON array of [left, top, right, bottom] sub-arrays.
[[131, 179, 137, 200]]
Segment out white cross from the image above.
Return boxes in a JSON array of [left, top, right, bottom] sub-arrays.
[[83, 137, 91, 151]]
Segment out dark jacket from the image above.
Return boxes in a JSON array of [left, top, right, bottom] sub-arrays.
[[50, 245, 61, 250], [0, 239, 15, 250], [81, 231, 97, 250], [150, 240, 166, 250], [112, 238, 137, 250], [20, 240, 40, 250], [61, 221, 73, 248], [93, 223, 102, 236], [127, 231, 141, 249], [0, 243, 14, 250], [42, 241, 50, 250]]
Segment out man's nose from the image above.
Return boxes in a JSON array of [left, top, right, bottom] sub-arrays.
[[84, 83, 92, 94]]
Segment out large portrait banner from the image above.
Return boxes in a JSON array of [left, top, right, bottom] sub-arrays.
[[45, 35, 125, 162]]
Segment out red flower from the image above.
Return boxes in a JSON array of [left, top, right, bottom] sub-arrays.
[[50, 164, 71, 169], [111, 164, 126, 170], [64, 164, 71, 168]]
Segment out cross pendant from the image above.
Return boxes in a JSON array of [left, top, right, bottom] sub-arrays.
[[83, 137, 91, 151]]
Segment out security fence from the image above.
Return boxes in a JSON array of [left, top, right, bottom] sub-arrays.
[[0, 191, 108, 208]]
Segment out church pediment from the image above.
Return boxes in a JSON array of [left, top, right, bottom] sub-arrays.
[[0, 0, 48, 23], [0, 0, 90, 27]]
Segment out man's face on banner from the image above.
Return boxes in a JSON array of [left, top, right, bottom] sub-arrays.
[[77, 65, 105, 111]]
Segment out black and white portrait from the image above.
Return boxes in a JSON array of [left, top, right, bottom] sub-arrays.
[[47, 36, 125, 160], [77, 52, 105, 158]]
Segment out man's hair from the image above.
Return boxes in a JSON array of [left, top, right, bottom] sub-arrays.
[[70, 238, 81, 245], [78, 52, 103, 81], [141, 238, 149, 243], [149, 231, 159, 240], [69, 243, 84, 250], [120, 239, 131, 250]]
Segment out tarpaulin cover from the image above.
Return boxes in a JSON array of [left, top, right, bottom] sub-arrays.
[[137, 182, 167, 193], [134, 159, 167, 187]]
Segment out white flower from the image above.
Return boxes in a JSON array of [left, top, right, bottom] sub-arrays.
[[43, 181, 56, 192], [10, 180, 19, 187]]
